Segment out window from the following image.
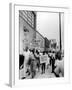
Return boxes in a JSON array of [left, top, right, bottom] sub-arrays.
[[19, 10, 35, 28], [32, 13, 34, 27]]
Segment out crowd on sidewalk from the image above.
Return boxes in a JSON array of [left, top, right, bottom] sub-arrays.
[[19, 47, 64, 79]]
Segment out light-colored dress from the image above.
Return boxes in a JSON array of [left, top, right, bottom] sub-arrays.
[[23, 50, 30, 77], [46, 54, 50, 66], [54, 58, 64, 77]]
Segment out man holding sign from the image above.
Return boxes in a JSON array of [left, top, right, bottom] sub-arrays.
[[40, 51, 48, 74]]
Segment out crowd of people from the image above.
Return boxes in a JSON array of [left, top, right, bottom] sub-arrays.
[[19, 47, 64, 79]]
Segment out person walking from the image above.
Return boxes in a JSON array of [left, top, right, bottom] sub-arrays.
[[54, 51, 64, 77], [34, 50, 40, 72], [40, 51, 46, 74], [45, 51, 50, 69], [51, 56, 55, 73], [22, 47, 30, 79], [29, 49, 36, 78]]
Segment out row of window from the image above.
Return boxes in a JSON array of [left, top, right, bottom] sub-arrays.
[[19, 10, 35, 28]]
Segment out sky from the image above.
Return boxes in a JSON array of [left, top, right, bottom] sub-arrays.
[[36, 12, 64, 48]]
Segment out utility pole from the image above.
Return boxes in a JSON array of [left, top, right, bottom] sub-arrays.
[[59, 12, 62, 51]]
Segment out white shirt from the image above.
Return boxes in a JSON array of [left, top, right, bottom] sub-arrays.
[[23, 50, 30, 64], [54, 58, 64, 76]]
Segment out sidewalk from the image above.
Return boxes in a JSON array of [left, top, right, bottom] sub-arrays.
[[34, 66, 56, 79], [19, 65, 56, 79]]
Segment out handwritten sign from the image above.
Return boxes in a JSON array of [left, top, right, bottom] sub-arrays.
[[40, 55, 47, 63]]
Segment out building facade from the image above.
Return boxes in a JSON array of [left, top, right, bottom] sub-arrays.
[[36, 31, 45, 52], [19, 10, 45, 53], [49, 39, 57, 51], [19, 10, 36, 54]]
